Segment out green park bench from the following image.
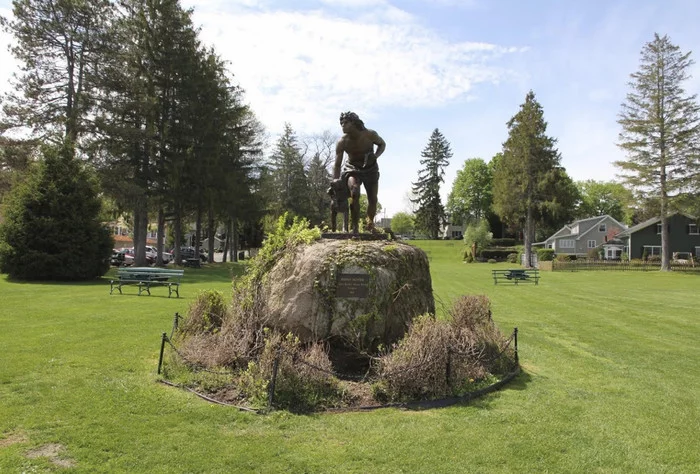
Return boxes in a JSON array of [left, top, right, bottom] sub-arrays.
[[110, 267, 184, 297], [492, 268, 539, 285]]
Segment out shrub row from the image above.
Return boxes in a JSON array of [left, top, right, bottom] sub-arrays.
[[491, 238, 516, 247]]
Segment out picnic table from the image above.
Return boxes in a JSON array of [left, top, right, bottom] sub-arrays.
[[110, 267, 184, 297], [492, 268, 539, 285]]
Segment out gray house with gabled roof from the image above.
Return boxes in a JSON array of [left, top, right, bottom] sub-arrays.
[[537, 215, 627, 258]]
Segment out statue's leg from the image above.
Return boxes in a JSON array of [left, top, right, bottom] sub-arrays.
[[330, 203, 337, 232], [348, 176, 361, 234], [364, 178, 378, 231]]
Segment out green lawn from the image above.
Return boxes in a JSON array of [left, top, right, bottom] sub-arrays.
[[1, 242, 699, 473]]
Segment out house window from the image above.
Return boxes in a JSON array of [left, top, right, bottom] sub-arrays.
[[644, 245, 661, 256], [587, 240, 597, 248], [689, 224, 699, 235], [599, 224, 606, 232], [547, 243, 553, 249], [559, 239, 575, 249], [656, 223, 662, 234], [570, 225, 579, 235]]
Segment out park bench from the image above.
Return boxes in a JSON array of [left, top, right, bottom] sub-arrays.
[[110, 267, 184, 297], [492, 268, 539, 285]]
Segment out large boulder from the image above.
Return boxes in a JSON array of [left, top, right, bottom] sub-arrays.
[[260, 239, 434, 353]]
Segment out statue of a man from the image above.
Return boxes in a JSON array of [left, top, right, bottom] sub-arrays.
[[333, 111, 386, 234]]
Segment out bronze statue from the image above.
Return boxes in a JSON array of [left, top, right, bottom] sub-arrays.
[[333, 111, 386, 234]]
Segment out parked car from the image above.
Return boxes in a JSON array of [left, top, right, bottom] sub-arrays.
[[145, 245, 173, 264], [113, 248, 134, 266], [179, 246, 208, 262], [111, 249, 126, 266], [120, 247, 154, 266]]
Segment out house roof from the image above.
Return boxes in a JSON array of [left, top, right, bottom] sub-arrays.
[[544, 215, 627, 242], [616, 212, 697, 237], [616, 216, 660, 237]]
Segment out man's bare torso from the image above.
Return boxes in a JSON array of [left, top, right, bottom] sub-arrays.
[[339, 129, 380, 168]]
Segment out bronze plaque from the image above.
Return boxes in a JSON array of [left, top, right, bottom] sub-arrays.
[[336, 273, 370, 298]]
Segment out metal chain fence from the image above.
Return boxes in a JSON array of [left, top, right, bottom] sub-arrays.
[[158, 312, 520, 412]]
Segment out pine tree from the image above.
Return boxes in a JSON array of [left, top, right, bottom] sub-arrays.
[[411, 129, 452, 239], [492, 91, 562, 267], [0, 143, 113, 280], [306, 152, 332, 227], [616, 33, 700, 271], [0, 0, 114, 143], [268, 123, 311, 219]]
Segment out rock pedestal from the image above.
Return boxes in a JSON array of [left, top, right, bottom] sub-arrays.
[[260, 238, 434, 353]]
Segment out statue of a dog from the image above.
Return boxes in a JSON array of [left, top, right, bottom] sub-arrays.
[[327, 178, 350, 232]]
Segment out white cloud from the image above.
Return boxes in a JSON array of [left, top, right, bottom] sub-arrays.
[[186, 5, 524, 136]]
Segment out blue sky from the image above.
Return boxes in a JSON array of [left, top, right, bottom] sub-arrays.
[[2, 0, 700, 218]]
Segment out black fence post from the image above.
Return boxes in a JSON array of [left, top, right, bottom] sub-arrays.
[[171, 312, 180, 339], [513, 327, 519, 365], [445, 348, 452, 390], [267, 345, 281, 410], [157, 332, 168, 375]]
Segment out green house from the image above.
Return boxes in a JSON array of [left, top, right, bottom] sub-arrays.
[[616, 213, 700, 260]]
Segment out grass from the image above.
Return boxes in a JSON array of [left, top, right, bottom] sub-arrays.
[[1, 242, 699, 472]]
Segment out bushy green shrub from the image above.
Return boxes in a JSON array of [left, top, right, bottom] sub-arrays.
[[506, 253, 518, 263], [555, 254, 572, 262], [181, 290, 228, 336], [479, 249, 512, 260], [0, 143, 113, 280], [463, 220, 492, 258], [536, 248, 555, 261]]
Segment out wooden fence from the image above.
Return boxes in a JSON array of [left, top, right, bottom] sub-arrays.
[[552, 259, 700, 272]]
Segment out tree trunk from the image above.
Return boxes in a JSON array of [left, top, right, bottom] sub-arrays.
[[195, 206, 203, 261], [174, 209, 182, 265], [156, 208, 165, 266], [233, 219, 239, 262], [133, 200, 149, 266], [523, 206, 533, 268], [222, 219, 230, 263], [207, 203, 215, 263], [660, 166, 671, 271]]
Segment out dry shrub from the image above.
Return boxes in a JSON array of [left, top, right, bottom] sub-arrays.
[[378, 295, 516, 402], [237, 331, 342, 411], [180, 290, 227, 336], [449, 295, 503, 356], [378, 314, 451, 400]]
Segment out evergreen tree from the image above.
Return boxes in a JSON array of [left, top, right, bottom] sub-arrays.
[[446, 157, 492, 226], [411, 128, 452, 239], [0, 143, 113, 280], [268, 123, 311, 219], [306, 152, 332, 227], [94, 0, 202, 265], [492, 91, 562, 267], [616, 33, 700, 271], [0, 0, 114, 143]]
